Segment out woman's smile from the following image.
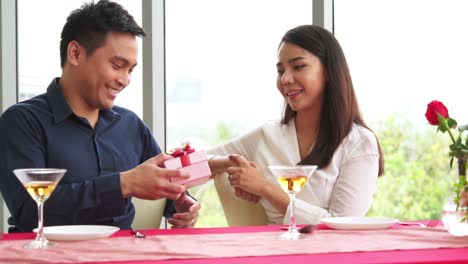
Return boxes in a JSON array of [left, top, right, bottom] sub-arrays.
[[286, 89, 303, 99]]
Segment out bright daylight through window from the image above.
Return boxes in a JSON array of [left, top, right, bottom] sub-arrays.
[[335, 0, 468, 221], [13, 0, 467, 228], [17, 0, 143, 117], [166, 0, 313, 226]]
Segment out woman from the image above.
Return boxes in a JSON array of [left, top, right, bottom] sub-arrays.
[[209, 25, 384, 225]]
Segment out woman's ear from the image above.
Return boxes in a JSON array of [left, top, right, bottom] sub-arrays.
[[67, 40, 83, 66]]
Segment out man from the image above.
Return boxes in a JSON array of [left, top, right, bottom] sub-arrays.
[[0, 0, 199, 232]]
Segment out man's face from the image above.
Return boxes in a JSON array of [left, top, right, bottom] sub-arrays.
[[77, 32, 138, 110]]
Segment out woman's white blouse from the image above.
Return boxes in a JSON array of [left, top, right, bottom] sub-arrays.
[[208, 119, 380, 225]]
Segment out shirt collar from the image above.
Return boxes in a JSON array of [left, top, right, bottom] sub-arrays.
[[47, 78, 74, 124], [99, 107, 120, 126], [46, 77, 120, 124]]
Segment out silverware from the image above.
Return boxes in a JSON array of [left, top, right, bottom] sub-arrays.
[[398, 220, 440, 228], [397, 221, 427, 227], [279, 224, 317, 234], [298, 224, 317, 234], [426, 219, 440, 228], [130, 228, 146, 238]]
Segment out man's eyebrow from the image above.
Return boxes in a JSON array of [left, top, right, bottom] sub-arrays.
[[276, 56, 306, 67]]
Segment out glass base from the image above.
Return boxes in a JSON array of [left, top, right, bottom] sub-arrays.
[[441, 195, 468, 237], [278, 229, 304, 240], [24, 239, 55, 249]]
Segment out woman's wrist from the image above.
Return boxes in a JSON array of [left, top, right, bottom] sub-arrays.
[[208, 155, 235, 175], [259, 180, 278, 199], [261, 181, 290, 213]]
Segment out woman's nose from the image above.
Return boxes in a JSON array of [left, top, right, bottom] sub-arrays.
[[281, 71, 293, 85]]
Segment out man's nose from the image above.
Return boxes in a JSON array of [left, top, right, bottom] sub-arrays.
[[118, 72, 131, 87]]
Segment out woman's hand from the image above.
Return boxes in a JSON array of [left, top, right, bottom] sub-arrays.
[[226, 154, 271, 196], [234, 187, 261, 203]]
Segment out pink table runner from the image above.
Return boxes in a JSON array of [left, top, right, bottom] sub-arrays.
[[0, 227, 467, 264]]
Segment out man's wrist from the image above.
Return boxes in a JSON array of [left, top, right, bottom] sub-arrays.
[[120, 170, 132, 198]]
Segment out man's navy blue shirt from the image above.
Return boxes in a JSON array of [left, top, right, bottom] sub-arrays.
[[0, 78, 175, 232]]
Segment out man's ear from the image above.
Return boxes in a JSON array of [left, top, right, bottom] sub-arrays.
[[67, 40, 84, 66]]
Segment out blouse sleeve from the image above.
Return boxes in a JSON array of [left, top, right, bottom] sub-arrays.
[[207, 126, 264, 159]]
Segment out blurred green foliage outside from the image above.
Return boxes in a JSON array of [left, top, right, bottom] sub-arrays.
[[190, 117, 455, 227]]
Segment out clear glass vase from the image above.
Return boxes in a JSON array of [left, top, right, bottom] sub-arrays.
[[441, 194, 468, 236]]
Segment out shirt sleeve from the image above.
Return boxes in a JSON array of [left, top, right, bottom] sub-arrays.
[[141, 123, 162, 161], [0, 107, 48, 231], [283, 130, 380, 225], [0, 108, 123, 231]]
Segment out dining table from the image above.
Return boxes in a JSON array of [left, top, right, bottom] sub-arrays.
[[1, 220, 467, 264]]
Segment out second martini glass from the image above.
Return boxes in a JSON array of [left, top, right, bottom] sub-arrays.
[[269, 165, 317, 240]]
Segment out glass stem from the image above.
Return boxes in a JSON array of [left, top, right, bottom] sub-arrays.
[[35, 201, 46, 242], [289, 193, 297, 231]]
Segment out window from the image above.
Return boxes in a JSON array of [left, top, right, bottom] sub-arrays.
[[334, 0, 468, 220], [334, 0, 467, 125], [17, 0, 143, 116], [166, 0, 313, 226]]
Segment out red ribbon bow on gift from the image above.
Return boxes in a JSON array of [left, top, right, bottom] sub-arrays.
[[168, 143, 195, 158]]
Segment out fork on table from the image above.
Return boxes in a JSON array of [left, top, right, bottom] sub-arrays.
[[398, 219, 440, 228], [426, 219, 440, 228], [130, 228, 146, 238]]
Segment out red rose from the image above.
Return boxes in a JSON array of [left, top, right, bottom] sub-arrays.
[[425, 100, 449, 125]]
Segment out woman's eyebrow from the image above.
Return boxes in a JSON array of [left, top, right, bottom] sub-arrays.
[[276, 56, 306, 67]]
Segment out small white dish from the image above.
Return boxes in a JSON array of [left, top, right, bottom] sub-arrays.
[[33, 225, 120, 241], [321, 217, 398, 230]]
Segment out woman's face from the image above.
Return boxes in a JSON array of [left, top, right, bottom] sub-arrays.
[[276, 42, 326, 114]]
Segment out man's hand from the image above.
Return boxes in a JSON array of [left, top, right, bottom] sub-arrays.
[[168, 192, 200, 228], [120, 154, 189, 200]]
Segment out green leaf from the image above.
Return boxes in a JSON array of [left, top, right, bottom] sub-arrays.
[[462, 215, 468, 222], [447, 117, 458, 129], [437, 114, 451, 133], [459, 123, 468, 132]]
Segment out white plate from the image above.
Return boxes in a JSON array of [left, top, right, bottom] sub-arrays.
[[321, 217, 398, 230], [33, 225, 120, 241]]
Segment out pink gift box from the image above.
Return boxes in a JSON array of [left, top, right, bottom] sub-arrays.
[[163, 151, 212, 188]]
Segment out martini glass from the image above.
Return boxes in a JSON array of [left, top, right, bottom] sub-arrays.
[[269, 165, 317, 240], [13, 168, 66, 249]]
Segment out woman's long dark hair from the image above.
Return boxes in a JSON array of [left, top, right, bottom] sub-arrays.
[[280, 25, 384, 176]]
